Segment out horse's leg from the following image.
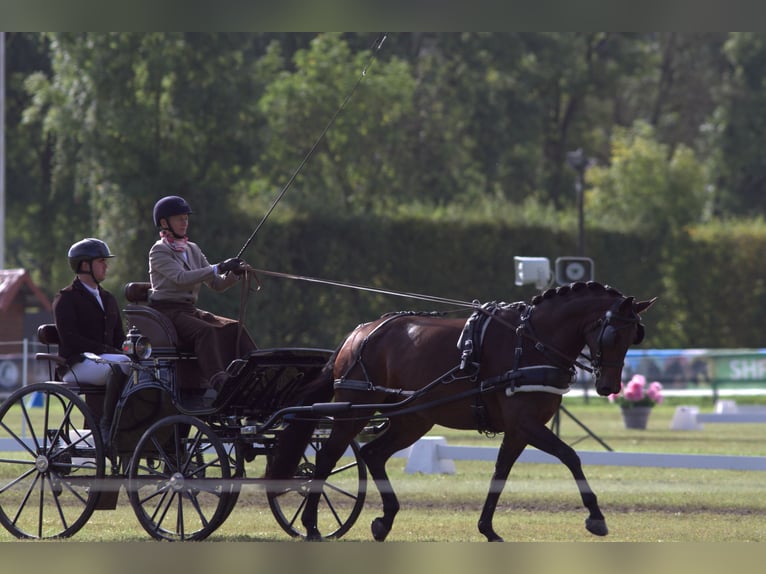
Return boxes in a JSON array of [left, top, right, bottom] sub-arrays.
[[477, 433, 527, 542], [360, 416, 433, 541], [523, 422, 608, 536], [301, 419, 368, 540]]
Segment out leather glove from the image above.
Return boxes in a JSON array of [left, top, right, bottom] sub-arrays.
[[217, 257, 245, 275]]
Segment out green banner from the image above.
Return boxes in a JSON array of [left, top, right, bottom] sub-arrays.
[[625, 349, 766, 386]]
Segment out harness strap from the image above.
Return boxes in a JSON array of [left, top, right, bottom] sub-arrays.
[[334, 377, 416, 397]]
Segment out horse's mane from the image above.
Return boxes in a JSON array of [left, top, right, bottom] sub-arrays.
[[530, 281, 623, 306], [378, 282, 623, 319]]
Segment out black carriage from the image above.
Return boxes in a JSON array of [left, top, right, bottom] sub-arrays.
[[0, 282, 368, 541]]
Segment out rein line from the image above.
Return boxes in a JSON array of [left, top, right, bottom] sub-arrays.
[[248, 267, 476, 309], [249, 266, 594, 373]]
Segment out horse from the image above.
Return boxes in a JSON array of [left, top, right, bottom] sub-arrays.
[[267, 281, 656, 541]]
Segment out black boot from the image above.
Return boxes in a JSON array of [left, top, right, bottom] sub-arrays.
[[100, 366, 127, 451]]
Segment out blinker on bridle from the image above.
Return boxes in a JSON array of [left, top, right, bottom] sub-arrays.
[[588, 308, 644, 380]]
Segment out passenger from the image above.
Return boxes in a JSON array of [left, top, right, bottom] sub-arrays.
[[53, 238, 131, 444], [147, 195, 257, 394]]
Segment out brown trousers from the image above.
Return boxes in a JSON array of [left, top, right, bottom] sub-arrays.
[[150, 301, 257, 388]]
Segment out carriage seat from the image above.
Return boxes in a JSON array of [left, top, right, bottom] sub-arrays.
[[123, 282, 204, 392], [123, 282, 189, 353], [35, 324, 104, 392], [35, 324, 67, 377]]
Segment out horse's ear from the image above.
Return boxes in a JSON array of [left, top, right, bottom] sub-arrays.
[[618, 296, 634, 313], [633, 297, 658, 315]]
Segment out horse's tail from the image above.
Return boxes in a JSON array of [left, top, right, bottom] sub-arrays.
[[265, 349, 338, 480]]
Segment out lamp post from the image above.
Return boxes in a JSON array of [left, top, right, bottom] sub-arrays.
[[566, 148, 588, 257]]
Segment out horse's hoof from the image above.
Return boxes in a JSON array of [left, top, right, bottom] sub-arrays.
[[371, 517, 390, 541], [585, 518, 608, 536]]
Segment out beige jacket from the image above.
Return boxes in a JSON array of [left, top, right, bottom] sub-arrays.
[[148, 239, 239, 305]]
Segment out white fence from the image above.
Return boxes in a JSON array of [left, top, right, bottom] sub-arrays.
[[398, 436, 766, 474], [0, 339, 50, 398]]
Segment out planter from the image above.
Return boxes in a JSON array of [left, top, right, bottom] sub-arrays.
[[620, 406, 652, 430]]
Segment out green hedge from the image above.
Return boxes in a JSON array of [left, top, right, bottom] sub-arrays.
[[98, 212, 762, 350], [174, 216, 763, 351]]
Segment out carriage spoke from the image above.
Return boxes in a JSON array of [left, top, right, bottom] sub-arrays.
[[0, 465, 37, 495], [322, 478, 361, 501], [12, 469, 41, 527], [0, 420, 38, 458], [320, 489, 344, 530], [45, 473, 70, 533]]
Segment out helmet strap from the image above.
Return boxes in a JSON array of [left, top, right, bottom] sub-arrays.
[[161, 219, 187, 240], [77, 261, 101, 286]]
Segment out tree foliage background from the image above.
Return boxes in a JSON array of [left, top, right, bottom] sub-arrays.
[[5, 32, 766, 348]]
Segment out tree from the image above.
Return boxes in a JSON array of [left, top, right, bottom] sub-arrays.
[[712, 32, 766, 215], [24, 33, 274, 292], [255, 33, 418, 215], [585, 120, 709, 238]]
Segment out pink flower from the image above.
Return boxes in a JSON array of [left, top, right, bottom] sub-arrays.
[[631, 374, 647, 386], [612, 373, 662, 408], [646, 381, 664, 404], [624, 377, 646, 401]]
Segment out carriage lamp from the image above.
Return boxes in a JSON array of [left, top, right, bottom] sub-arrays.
[[122, 327, 152, 359]]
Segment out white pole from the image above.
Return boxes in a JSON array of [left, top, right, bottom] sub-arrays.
[[0, 31, 6, 270]]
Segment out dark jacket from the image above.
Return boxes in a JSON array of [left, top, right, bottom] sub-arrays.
[[52, 277, 126, 365]]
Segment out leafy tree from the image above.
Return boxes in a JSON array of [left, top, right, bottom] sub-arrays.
[[255, 33, 418, 216], [712, 32, 766, 215], [585, 120, 709, 238], [23, 33, 274, 293], [3, 32, 73, 291]]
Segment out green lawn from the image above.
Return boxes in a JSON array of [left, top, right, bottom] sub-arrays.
[[2, 396, 766, 542]]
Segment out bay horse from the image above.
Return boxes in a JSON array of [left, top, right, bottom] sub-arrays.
[[268, 281, 656, 541]]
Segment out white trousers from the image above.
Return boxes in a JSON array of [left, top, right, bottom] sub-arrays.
[[62, 354, 131, 385]]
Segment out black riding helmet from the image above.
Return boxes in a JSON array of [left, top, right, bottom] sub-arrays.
[[67, 238, 115, 282], [153, 196, 192, 237]]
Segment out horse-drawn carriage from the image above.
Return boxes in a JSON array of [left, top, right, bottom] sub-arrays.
[[0, 278, 655, 542], [0, 281, 369, 541]]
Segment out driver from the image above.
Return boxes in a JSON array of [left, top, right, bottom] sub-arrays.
[[147, 195, 257, 394]]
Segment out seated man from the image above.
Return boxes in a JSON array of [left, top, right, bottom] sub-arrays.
[[53, 238, 131, 443], [147, 195, 257, 393]]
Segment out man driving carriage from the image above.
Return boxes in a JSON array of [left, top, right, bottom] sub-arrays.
[[147, 195, 257, 395], [52, 238, 131, 442]]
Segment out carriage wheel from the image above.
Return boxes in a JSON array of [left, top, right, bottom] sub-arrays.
[[0, 382, 105, 539], [127, 414, 234, 541], [267, 436, 367, 539]]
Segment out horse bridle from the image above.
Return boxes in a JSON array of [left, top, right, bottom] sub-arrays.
[[489, 298, 643, 380], [587, 305, 644, 380]]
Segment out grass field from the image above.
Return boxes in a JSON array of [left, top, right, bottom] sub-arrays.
[[2, 396, 766, 544]]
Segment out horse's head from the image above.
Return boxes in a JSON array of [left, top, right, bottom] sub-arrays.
[[584, 295, 657, 396]]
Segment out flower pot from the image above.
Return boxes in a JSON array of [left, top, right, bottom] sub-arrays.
[[620, 406, 652, 430]]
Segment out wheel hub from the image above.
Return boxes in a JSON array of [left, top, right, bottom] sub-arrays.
[[169, 472, 185, 491], [35, 455, 49, 472]]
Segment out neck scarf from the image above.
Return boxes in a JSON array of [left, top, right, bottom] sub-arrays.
[[160, 229, 189, 252]]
